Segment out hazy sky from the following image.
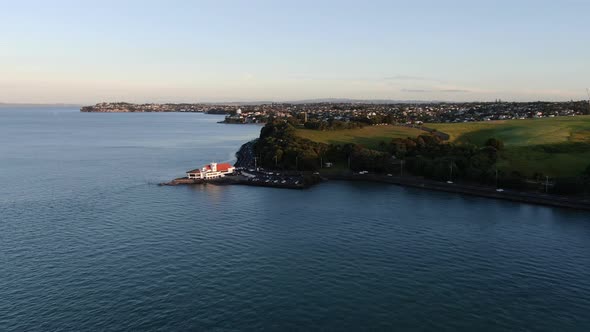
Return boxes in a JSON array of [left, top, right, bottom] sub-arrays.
[[1, 0, 589, 103]]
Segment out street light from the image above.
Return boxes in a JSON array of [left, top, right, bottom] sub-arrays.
[[495, 168, 499, 188], [449, 163, 453, 182]]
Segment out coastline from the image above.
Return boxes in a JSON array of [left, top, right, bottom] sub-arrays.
[[163, 141, 590, 211], [322, 173, 590, 212], [161, 132, 590, 211], [160, 175, 309, 189], [162, 172, 590, 211]]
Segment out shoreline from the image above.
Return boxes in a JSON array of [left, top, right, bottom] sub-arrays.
[[162, 172, 590, 212], [160, 175, 309, 189], [322, 173, 590, 212], [164, 141, 589, 212]]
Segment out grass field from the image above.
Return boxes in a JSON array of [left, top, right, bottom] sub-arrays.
[[295, 116, 590, 178], [295, 125, 424, 149], [428, 116, 590, 146], [429, 116, 590, 177]]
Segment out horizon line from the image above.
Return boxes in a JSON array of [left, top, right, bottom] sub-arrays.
[[2, 98, 589, 107]]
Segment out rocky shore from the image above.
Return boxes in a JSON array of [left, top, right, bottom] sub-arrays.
[[160, 177, 205, 186], [234, 140, 256, 168]]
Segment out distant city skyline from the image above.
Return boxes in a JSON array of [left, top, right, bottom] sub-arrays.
[[1, 0, 589, 104]]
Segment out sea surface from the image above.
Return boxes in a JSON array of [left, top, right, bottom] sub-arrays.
[[1, 107, 590, 331]]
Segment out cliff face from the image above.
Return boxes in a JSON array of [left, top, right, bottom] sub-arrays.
[[234, 140, 257, 168]]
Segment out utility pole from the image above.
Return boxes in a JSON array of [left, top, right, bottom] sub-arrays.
[[545, 176, 549, 193], [254, 157, 257, 170], [274, 155, 278, 167], [449, 163, 453, 182], [587, 88, 590, 113], [320, 156, 323, 169], [495, 168, 499, 188], [400, 160, 404, 176]]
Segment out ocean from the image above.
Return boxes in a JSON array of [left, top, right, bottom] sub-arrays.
[[1, 107, 590, 331]]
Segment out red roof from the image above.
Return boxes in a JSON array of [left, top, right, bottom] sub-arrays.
[[187, 163, 233, 174], [216, 163, 233, 172]]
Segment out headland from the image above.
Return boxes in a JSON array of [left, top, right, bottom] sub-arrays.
[[150, 100, 589, 211]]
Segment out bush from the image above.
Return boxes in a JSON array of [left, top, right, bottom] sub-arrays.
[[485, 138, 505, 150]]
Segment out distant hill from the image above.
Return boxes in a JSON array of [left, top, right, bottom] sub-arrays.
[[218, 98, 443, 105], [286, 98, 443, 104]]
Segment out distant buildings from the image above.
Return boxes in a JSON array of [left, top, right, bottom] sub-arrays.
[[186, 162, 235, 179], [82, 100, 589, 125]]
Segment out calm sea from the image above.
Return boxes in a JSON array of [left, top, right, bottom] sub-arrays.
[[1, 107, 590, 331]]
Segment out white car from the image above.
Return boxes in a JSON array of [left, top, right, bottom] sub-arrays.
[[447, 181, 454, 184], [496, 188, 505, 192]]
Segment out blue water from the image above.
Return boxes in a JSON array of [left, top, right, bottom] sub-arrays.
[[1, 107, 590, 331]]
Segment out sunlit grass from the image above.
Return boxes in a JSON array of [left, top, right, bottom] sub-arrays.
[[296, 116, 590, 177], [295, 125, 424, 149]]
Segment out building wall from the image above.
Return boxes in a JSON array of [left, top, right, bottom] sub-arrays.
[[187, 169, 234, 179]]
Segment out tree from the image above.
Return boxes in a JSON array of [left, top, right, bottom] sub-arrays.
[[485, 138, 505, 150]]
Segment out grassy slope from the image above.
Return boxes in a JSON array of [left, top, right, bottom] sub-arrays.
[[294, 116, 590, 177], [295, 125, 424, 150], [428, 116, 590, 146], [428, 116, 590, 177]]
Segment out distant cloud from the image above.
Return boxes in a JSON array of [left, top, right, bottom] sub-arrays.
[[401, 89, 430, 93], [439, 89, 471, 93], [401, 88, 471, 93], [384, 75, 431, 81]]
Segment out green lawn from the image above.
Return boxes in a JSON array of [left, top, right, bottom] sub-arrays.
[[428, 116, 590, 146], [498, 145, 590, 178], [295, 125, 424, 149], [296, 116, 590, 178], [428, 116, 590, 177]]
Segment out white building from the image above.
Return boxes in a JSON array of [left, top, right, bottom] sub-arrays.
[[187, 162, 235, 179]]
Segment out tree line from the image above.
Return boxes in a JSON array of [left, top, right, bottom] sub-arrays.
[[253, 121, 590, 195]]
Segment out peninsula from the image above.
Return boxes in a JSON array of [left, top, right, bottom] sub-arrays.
[[81, 102, 231, 114], [105, 98, 588, 209], [165, 113, 590, 211]]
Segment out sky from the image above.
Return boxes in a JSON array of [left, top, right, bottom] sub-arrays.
[[1, 0, 589, 104]]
